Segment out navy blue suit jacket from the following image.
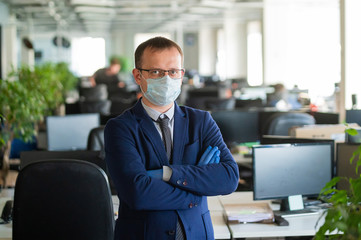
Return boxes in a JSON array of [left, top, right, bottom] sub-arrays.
[[105, 99, 239, 240]]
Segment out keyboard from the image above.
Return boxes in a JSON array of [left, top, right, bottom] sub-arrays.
[[275, 208, 319, 217]]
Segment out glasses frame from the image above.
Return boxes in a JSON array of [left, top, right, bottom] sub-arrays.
[[138, 68, 185, 79]]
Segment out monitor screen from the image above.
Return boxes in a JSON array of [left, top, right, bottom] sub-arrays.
[[346, 109, 361, 126], [46, 113, 100, 151], [253, 143, 333, 202], [211, 110, 259, 145], [336, 143, 360, 191], [260, 136, 336, 176]]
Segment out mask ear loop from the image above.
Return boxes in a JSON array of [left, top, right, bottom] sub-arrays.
[[138, 70, 147, 95]]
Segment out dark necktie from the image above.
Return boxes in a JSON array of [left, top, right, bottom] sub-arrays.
[[157, 116, 185, 239], [157, 116, 172, 162]]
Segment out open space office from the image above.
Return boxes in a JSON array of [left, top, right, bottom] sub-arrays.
[[1, 0, 361, 239]]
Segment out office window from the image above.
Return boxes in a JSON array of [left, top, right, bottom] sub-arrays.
[[71, 37, 106, 77], [344, 0, 361, 109], [247, 21, 263, 86], [264, 0, 340, 101]]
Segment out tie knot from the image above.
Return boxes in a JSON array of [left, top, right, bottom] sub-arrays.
[[157, 116, 169, 127]]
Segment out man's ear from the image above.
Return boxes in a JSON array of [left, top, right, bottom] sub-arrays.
[[132, 68, 141, 85]]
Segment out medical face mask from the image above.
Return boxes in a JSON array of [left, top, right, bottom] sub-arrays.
[[141, 75, 182, 106]]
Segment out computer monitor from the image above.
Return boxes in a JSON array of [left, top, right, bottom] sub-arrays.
[[211, 110, 259, 146], [346, 109, 361, 126], [310, 112, 339, 124], [336, 143, 360, 191], [260, 135, 336, 176], [253, 143, 333, 213], [46, 113, 100, 151]]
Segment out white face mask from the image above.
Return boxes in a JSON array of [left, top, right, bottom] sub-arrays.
[[141, 75, 182, 106]]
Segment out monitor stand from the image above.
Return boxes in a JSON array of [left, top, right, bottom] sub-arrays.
[[275, 195, 318, 217]]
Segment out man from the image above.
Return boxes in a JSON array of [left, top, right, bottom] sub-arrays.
[[89, 57, 125, 88], [105, 36, 239, 240]]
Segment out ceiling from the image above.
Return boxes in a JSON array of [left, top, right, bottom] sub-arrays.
[[2, 0, 263, 36]]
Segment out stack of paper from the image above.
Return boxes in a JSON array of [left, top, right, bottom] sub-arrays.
[[223, 202, 274, 224]]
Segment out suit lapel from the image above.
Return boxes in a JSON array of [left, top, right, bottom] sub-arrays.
[[172, 103, 187, 165], [133, 100, 168, 166]]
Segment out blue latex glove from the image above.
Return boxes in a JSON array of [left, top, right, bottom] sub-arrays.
[[146, 169, 163, 180], [209, 150, 220, 164], [198, 146, 219, 166]]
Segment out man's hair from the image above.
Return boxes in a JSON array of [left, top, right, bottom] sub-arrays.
[[110, 57, 121, 66], [134, 36, 183, 69]]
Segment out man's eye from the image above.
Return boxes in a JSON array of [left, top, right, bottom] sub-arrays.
[[169, 70, 177, 75], [150, 70, 160, 75]]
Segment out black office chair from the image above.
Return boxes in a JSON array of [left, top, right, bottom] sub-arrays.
[[86, 126, 117, 195], [87, 125, 105, 153], [265, 112, 316, 136], [79, 99, 111, 115], [79, 84, 108, 101], [79, 84, 111, 115], [13, 159, 114, 240], [110, 98, 136, 115]]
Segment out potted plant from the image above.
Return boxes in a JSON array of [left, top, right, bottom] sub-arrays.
[[0, 62, 77, 186], [0, 78, 46, 186], [314, 128, 361, 239]]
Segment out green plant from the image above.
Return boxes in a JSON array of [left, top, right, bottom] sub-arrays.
[[0, 62, 77, 186], [9, 62, 78, 114], [315, 128, 361, 239], [54, 62, 78, 95], [0, 79, 46, 185]]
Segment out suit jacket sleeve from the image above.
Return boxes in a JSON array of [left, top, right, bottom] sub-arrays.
[[105, 117, 202, 212], [168, 111, 239, 196]]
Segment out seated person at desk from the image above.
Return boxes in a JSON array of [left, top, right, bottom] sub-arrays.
[[89, 57, 126, 89], [267, 83, 301, 110], [104, 37, 239, 239]]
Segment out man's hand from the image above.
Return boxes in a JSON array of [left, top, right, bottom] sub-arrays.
[[146, 169, 163, 180], [198, 146, 220, 166]]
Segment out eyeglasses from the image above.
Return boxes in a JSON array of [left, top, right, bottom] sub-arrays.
[[138, 68, 185, 79]]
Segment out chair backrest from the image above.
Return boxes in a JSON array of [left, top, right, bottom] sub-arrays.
[[13, 159, 114, 240], [87, 126, 105, 152], [86, 126, 118, 195], [266, 112, 316, 136], [79, 99, 111, 115], [79, 84, 108, 101]]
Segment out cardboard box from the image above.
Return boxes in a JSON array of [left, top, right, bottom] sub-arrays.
[[290, 123, 360, 142]]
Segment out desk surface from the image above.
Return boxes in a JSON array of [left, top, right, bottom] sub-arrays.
[[219, 192, 326, 239], [232, 153, 252, 166]]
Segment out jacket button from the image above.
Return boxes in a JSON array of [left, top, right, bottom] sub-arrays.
[[168, 230, 175, 235], [182, 181, 187, 186], [189, 203, 193, 208], [177, 180, 182, 185]]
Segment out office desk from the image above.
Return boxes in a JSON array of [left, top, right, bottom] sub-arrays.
[[220, 192, 326, 239], [232, 153, 252, 167], [0, 190, 231, 240]]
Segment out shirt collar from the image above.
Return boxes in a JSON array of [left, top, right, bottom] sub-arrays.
[[141, 99, 175, 122]]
